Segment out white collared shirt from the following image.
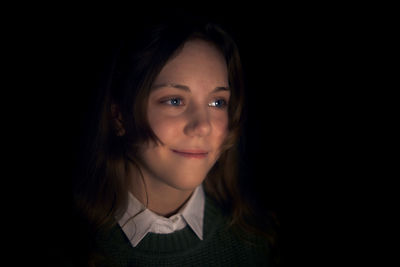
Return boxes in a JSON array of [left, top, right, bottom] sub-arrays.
[[118, 184, 205, 247]]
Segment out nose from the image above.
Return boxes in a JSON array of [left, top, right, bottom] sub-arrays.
[[183, 104, 211, 137]]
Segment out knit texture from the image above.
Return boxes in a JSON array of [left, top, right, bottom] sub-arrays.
[[93, 195, 272, 266]]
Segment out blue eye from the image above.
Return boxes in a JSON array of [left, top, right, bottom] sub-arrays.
[[163, 97, 184, 106], [209, 99, 227, 108]]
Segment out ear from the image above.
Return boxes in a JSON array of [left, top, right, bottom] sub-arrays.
[[111, 103, 126, 136]]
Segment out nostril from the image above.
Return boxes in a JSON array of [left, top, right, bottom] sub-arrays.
[[184, 119, 211, 137]]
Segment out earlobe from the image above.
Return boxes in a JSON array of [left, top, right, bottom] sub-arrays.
[[111, 104, 126, 136]]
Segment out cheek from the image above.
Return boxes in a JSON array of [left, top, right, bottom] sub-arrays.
[[148, 104, 229, 145], [211, 113, 229, 143], [148, 110, 182, 142]]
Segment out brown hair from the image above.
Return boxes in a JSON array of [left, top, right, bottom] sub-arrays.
[[73, 13, 278, 264]]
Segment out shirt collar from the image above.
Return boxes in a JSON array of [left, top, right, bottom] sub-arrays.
[[118, 184, 205, 247]]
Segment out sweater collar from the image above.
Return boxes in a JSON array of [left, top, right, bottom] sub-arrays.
[[118, 184, 205, 247]]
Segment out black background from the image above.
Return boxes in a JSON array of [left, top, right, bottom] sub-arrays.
[[11, 4, 368, 265]]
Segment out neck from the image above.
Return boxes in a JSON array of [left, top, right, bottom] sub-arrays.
[[130, 166, 194, 218]]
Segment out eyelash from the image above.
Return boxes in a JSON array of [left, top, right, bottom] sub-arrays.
[[160, 97, 228, 109]]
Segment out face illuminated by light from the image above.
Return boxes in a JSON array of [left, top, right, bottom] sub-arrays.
[[137, 39, 230, 193]]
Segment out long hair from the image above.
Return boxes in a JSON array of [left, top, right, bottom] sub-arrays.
[[73, 13, 278, 264]]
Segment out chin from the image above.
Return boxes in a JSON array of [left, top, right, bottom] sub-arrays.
[[165, 174, 207, 191]]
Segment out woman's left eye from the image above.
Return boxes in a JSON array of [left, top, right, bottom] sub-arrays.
[[209, 99, 227, 109]]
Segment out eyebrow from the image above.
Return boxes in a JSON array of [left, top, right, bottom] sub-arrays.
[[152, 83, 230, 93]]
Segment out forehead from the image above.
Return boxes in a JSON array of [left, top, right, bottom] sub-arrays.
[[154, 39, 228, 86]]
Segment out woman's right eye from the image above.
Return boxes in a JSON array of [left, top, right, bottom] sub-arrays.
[[161, 97, 184, 107]]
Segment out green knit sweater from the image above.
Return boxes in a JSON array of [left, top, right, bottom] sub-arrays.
[[59, 195, 273, 266], [87, 195, 273, 266]]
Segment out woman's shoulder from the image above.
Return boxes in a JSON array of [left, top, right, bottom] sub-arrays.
[[203, 192, 279, 265]]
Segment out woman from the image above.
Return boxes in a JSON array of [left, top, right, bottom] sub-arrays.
[[70, 13, 278, 266]]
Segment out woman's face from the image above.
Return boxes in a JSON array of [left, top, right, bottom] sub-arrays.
[[138, 39, 230, 191]]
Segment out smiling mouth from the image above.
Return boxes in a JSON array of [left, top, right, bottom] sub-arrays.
[[171, 149, 209, 159]]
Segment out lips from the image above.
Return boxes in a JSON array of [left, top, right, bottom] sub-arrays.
[[171, 149, 209, 159]]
